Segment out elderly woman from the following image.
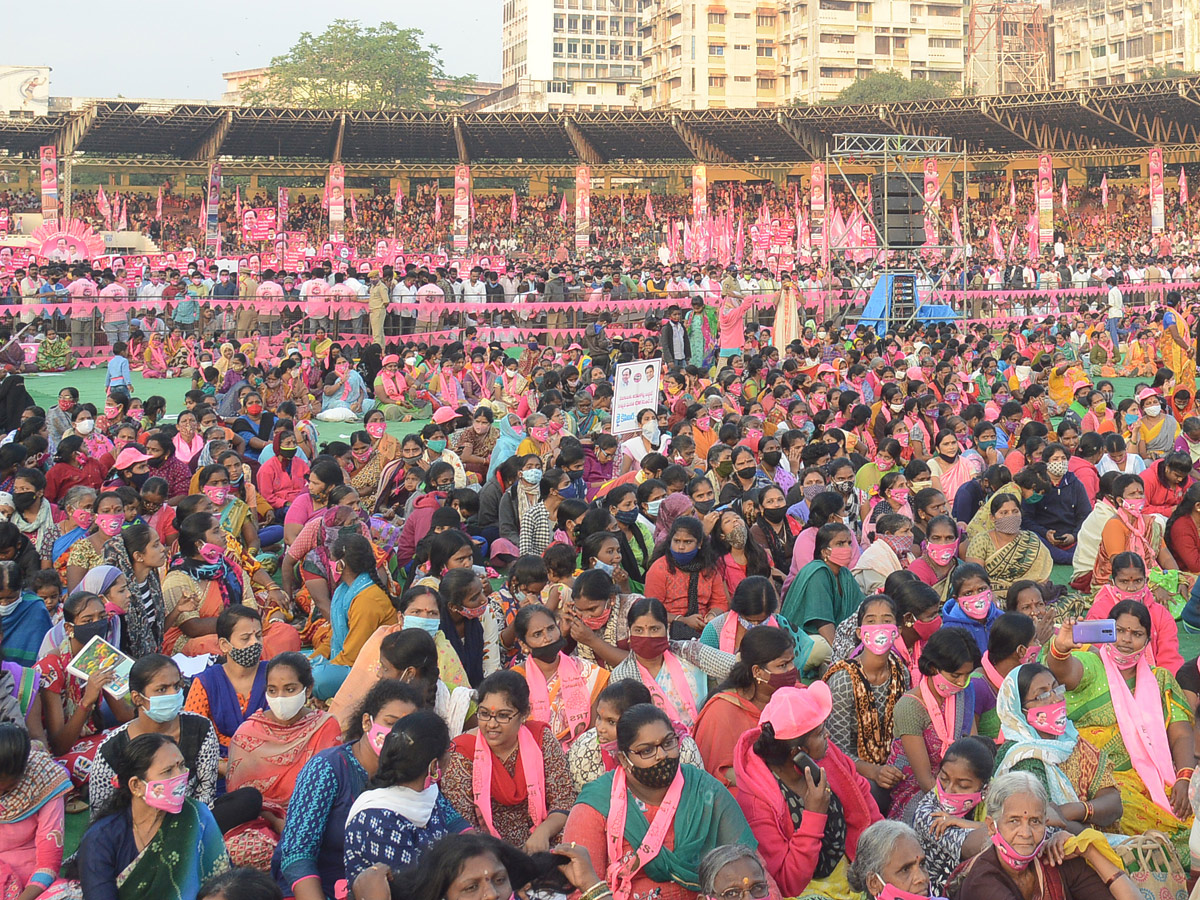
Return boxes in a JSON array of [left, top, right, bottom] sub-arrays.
[[846, 820, 936, 900], [697, 846, 777, 900], [951, 771, 1138, 900], [964, 493, 1053, 593]]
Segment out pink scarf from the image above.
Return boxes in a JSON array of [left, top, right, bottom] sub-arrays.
[[637, 651, 698, 729], [379, 369, 407, 403], [918, 678, 958, 746], [606, 763, 685, 900], [719, 612, 779, 653], [525, 653, 591, 745], [1100, 646, 1177, 814], [471, 725, 547, 836], [1114, 507, 1156, 565]]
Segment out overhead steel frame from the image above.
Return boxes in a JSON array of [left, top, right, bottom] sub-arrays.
[[825, 133, 969, 331]]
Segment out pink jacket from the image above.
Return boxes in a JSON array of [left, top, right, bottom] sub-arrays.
[[719, 295, 756, 353], [733, 728, 880, 897], [255, 456, 310, 510]]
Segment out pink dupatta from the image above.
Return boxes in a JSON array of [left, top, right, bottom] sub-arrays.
[[719, 612, 780, 653], [1101, 646, 1177, 813], [525, 653, 592, 745], [471, 725, 547, 836], [606, 763, 685, 900], [637, 651, 698, 730]]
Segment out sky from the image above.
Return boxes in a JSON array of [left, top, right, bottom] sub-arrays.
[[4, 2, 501, 101]]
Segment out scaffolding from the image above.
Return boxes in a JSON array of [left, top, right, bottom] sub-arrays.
[[968, 1, 1050, 96]]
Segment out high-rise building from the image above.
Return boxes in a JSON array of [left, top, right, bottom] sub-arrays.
[[484, 0, 642, 111], [782, 0, 966, 104], [1050, 0, 1200, 87], [639, 0, 791, 109]]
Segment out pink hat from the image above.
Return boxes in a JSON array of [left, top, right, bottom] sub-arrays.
[[906, 366, 924, 381], [382, 354, 400, 366], [567, 343, 583, 351], [1136, 387, 1161, 403], [113, 447, 151, 470], [759, 682, 832, 739], [431, 406, 458, 425], [816, 363, 835, 375]]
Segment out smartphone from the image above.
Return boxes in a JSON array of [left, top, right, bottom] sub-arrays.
[[1073, 619, 1116, 645], [792, 750, 822, 784]]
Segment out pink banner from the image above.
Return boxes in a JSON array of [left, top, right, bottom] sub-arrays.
[[923, 159, 940, 244], [574, 165, 591, 252], [692, 165, 708, 220], [327, 164, 345, 242], [1037, 154, 1053, 245], [453, 165, 471, 252], [241, 207, 278, 242], [809, 162, 826, 265], [204, 164, 222, 256], [0, 208, 8, 236], [38, 145, 58, 227], [1149, 147, 1165, 233]]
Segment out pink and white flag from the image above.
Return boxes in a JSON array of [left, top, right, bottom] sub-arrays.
[[510, 190, 518, 224], [559, 194, 568, 222], [1180, 168, 1190, 206], [394, 182, 404, 212], [645, 193, 655, 222], [989, 220, 1004, 259], [434, 194, 442, 223], [1101, 174, 1109, 208], [1009, 178, 1016, 208], [1008, 222, 1019, 260], [350, 193, 358, 223], [1060, 178, 1068, 208], [1026, 211, 1039, 261], [620, 195, 626, 220], [156, 187, 163, 221], [117, 198, 127, 231]]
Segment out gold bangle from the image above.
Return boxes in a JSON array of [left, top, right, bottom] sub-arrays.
[[1048, 641, 1072, 660]]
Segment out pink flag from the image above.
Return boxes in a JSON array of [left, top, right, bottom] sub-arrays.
[[735, 218, 744, 263], [394, 182, 404, 212], [236, 186, 242, 220], [1180, 169, 1190, 206], [117, 198, 127, 231], [620, 195, 626, 220], [799, 214, 811, 250], [1101, 174, 1109, 208], [950, 207, 964, 264], [469, 192, 475, 223], [434, 194, 442, 222], [156, 187, 163, 221], [645, 193, 655, 222], [1027, 211, 1039, 261], [97, 186, 111, 224], [989, 220, 1004, 259], [559, 194, 568, 222], [1008, 222, 1020, 260], [1010, 178, 1016, 208], [1060, 178, 1068, 208], [510, 189, 518, 224], [199, 198, 206, 233], [350, 193, 358, 222]]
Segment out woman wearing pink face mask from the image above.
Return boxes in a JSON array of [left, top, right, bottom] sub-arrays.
[[1092, 473, 1178, 586], [782, 523, 865, 649], [362, 408, 400, 466], [65, 490, 126, 592], [885, 626, 981, 822], [1085, 551, 1182, 675], [196, 464, 259, 553], [76, 733, 229, 900], [938, 564, 999, 656], [862, 471, 913, 546], [993, 665, 1123, 841], [161, 511, 299, 659], [954, 771, 1138, 900], [974, 612, 1037, 742]]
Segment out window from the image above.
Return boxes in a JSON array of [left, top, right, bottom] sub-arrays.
[[582, 15, 592, 30], [757, 14, 776, 26], [709, 75, 727, 86], [568, 40, 579, 56], [1091, 45, 1106, 57], [709, 43, 725, 55], [734, 43, 750, 50], [757, 44, 775, 56], [554, 14, 566, 30], [548, 80, 572, 92], [597, 43, 606, 55], [587, 85, 598, 93], [758, 77, 776, 89], [708, 11, 726, 23], [734, 74, 752, 81], [928, 37, 961, 47], [554, 40, 565, 53], [617, 81, 628, 94]]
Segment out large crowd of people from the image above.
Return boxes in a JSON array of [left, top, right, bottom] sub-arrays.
[[0, 190, 1199, 900]]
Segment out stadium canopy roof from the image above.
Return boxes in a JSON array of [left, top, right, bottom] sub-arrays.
[[2, 77, 1199, 165]]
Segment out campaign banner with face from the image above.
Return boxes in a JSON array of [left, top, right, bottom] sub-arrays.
[[242, 207, 278, 242], [923, 158, 940, 243], [575, 165, 591, 252], [453, 165, 471, 252], [0, 208, 8, 235], [1149, 147, 1165, 234], [328, 164, 345, 242], [205, 163, 222, 255], [612, 358, 662, 436], [277, 188, 288, 229], [692, 165, 708, 220], [38, 145, 57, 227], [1037, 155, 1054, 244]]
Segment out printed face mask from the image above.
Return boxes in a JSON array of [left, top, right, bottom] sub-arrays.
[[1025, 699, 1068, 735], [957, 589, 993, 621], [142, 771, 188, 815], [860, 623, 899, 656], [935, 779, 982, 816], [96, 513, 125, 537], [925, 540, 958, 565], [931, 672, 965, 698], [991, 828, 1046, 872]]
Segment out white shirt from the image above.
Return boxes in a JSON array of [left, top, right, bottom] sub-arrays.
[[1097, 453, 1146, 476], [1107, 285, 1124, 318], [462, 279, 487, 303]]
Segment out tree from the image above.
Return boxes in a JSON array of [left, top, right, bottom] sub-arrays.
[[241, 19, 476, 110], [828, 70, 951, 105], [1141, 65, 1198, 81]]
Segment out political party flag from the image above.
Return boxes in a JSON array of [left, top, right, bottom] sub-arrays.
[[1101, 174, 1109, 208], [235, 186, 242, 220], [510, 189, 518, 224], [394, 182, 403, 212], [156, 187, 162, 221], [117, 199, 127, 231], [469, 192, 475, 223], [1010, 178, 1016, 208], [1060, 178, 1068, 208], [1180, 168, 1190, 206], [1008, 222, 1019, 260], [1026, 211, 1039, 261], [735, 217, 744, 263], [620, 195, 626, 220], [560, 194, 568, 221], [350, 193, 357, 222], [989, 220, 1004, 259], [645, 193, 655, 222], [434, 194, 442, 223]]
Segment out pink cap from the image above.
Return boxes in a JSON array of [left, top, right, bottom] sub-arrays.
[[906, 366, 924, 381], [382, 354, 401, 366], [113, 447, 151, 470], [1136, 387, 1161, 403], [567, 343, 583, 351], [758, 682, 832, 739], [816, 363, 835, 375], [431, 406, 458, 425]]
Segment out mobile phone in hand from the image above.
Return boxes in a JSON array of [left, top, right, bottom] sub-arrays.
[[1072, 619, 1116, 644]]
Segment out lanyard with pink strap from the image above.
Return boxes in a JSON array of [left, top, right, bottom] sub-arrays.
[[606, 763, 685, 900], [525, 653, 592, 744], [636, 651, 698, 728], [471, 725, 547, 836], [719, 612, 779, 653], [918, 678, 958, 747]]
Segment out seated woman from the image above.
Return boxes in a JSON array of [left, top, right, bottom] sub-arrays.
[[565, 702, 754, 899], [861, 471, 914, 546], [77, 733, 230, 900], [279, 486, 368, 630], [732, 681, 882, 896], [939, 563, 1000, 656], [308, 533, 396, 701], [994, 662, 1123, 835], [1093, 472, 1179, 586], [846, 820, 937, 900], [693, 624, 798, 793], [372, 354, 432, 423], [64, 490, 125, 592], [0, 559, 51, 667], [511, 603, 609, 749], [700, 575, 818, 675], [438, 567, 502, 688], [782, 523, 866, 648], [1046, 600, 1195, 865], [908, 514, 962, 602], [825, 594, 911, 810], [785, 492, 861, 588], [964, 493, 1053, 594], [911, 736, 994, 897], [160, 512, 298, 659], [1021, 450, 1092, 567], [325, 585, 472, 731], [642, 514, 728, 640], [951, 771, 1139, 900], [852, 512, 913, 595], [1167, 481, 1200, 573], [973, 612, 1037, 741], [441, 670, 576, 849], [196, 463, 259, 554], [256, 430, 310, 515], [35, 328, 75, 372], [697, 847, 780, 900], [272, 680, 421, 900], [1087, 551, 1182, 674], [227, 653, 341, 848], [0, 723, 69, 900], [342, 708, 470, 885], [886, 626, 981, 823]]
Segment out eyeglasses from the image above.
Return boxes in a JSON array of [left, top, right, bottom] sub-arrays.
[[1027, 685, 1066, 706], [710, 883, 771, 900], [476, 708, 520, 724], [627, 732, 680, 760]]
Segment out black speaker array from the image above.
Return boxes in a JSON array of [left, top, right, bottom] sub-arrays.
[[870, 174, 927, 249]]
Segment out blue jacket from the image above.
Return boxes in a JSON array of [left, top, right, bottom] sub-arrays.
[[941, 595, 1001, 655], [1021, 471, 1091, 539]]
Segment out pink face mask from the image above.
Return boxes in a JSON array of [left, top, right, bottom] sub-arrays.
[[1104, 643, 1144, 670], [1122, 497, 1146, 516], [204, 485, 229, 507], [96, 513, 124, 537], [889, 487, 910, 505], [935, 779, 982, 816], [366, 422, 387, 440], [457, 603, 487, 620], [876, 883, 935, 900], [860, 623, 899, 656], [142, 771, 188, 815], [925, 540, 958, 565], [531, 427, 550, 442], [1025, 699, 1068, 735], [827, 544, 854, 566], [992, 828, 1046, 872], [72, 508, 95, 530], [198, 542, 225, 565], [958, 589, 993, 621], [367, 719, 391, 755], [931, 672, 965, 698]]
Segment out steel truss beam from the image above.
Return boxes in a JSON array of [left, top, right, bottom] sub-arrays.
[[188, 109, 233, 161], [670, 115, 736, 164], [453, 116, 469, 165], [832, 132, 954, 157], [331, 113, 346, 163], [775, 112, 823, 160], [563, 118, 604, 166], [1079, 92, 1199, 146], [55, 106, 96, 158]]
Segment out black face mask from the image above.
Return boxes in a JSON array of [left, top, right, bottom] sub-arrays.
[[11, 491, 37, 513], [630, 754, 680, 788], [736, 466, 757, 481], [762, 506, 788, 524], [761, 450, 782, 468], [72, 619, 109, 645], [147, 457, 165, 469], [529, 637, 566, 663], [693, 499, 714, 515]]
